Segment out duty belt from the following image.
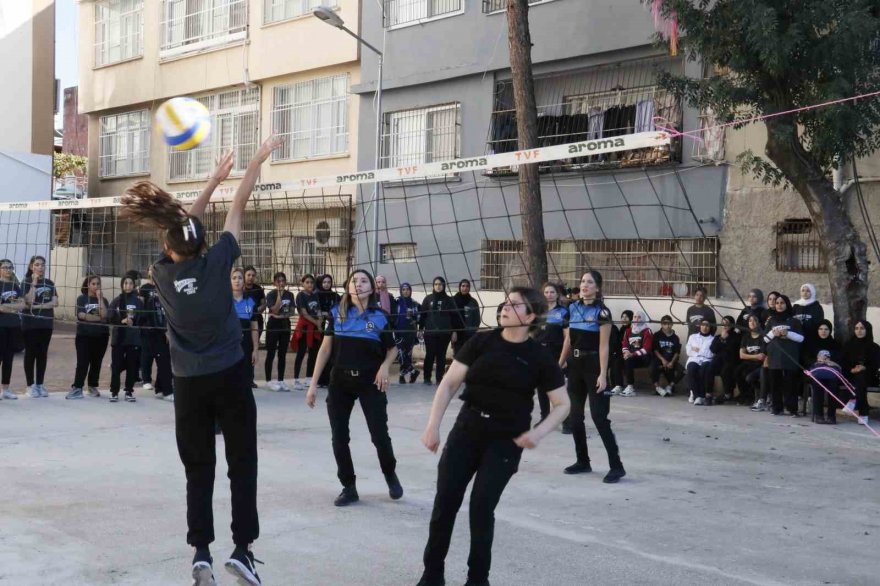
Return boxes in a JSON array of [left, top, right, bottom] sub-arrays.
[[572, 349, 599, 358]]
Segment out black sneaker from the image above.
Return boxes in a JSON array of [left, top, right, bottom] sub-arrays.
[[224, 546, 262, 586], [564, 461, 592, 475], [109, 393, 119, 403], [561, 419, 572, 435], [192, 547, 216, 586], [465, 580, 491, 586], [386, 472, 404, 500], [416, 578, 445, 586], [334, 485, 359, 507], [603, 468, 626, 484], [409, 369, 421, 384], [124, 391, 136, 403], [423, 379, 433, 385], [399, 375, 407, 385]]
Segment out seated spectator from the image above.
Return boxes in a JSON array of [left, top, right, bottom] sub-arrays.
[[620, 311, 653, 397], [686, 287, 716, 337], [805, 319, 842, 424], [651, 315, 682, 397], [710, 315, 741, 404], [609, 310, 632, 395], [736, 314, 766, 407], [843, 320, 879, 425], [686, 319, 715, 406]]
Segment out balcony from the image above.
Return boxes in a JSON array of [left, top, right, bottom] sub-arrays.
[[486, 56, 683, 175]]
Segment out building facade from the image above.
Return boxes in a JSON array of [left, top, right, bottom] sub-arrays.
[[77, 0, 363, 285]]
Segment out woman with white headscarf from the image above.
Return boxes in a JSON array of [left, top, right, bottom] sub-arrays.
[[792, 283, 824, 415]]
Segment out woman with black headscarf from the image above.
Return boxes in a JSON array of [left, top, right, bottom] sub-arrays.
[[805, 319, 842, 424], [736, 289, 767, 332], [452, 279, 480, 355], [764, 294, 804, 416], [752, 291, 782, 412], [843, 320, 879, 424], [420, 277, 455, 385], [316, 274, 340, 388]]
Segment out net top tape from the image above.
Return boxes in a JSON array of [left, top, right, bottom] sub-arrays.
[[15, 132, 669, 212]]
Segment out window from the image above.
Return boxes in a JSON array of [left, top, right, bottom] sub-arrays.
[[168, 86, 260, 181], [383, 104, 460, 168], [776, 219, 826, 272], [381, 243, 417, 264], [384, 0, 463, 28], [160, 0, 248, 58], [263, 0, 336, 24], [94, 0, 144, 67], [272, 75, 349, 161], [481, 238, 718, 294], [99, 110, 151, 178], [482, 0, 556, 13]]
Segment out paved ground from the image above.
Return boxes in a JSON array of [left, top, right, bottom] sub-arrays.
[[2, 334, 879, 585]]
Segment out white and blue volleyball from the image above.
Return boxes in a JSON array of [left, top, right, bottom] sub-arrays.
[[156, 97, 211, 151]]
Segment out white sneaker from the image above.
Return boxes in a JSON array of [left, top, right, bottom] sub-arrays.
[[294, 380, 307, 391], [142, 382, 154, 392], [620, 386, 637, 397], [39, 384, 49, 398], [267, 381, 281, 392], [655, 386, 665, 397], [302, 377, 312, 386], [688, 390, 695, 404], [610, 386, 623, 396], [1, 389, 17, 400], [665, 385, 674, 396], [694, 397, 705, 406], [27, 386, 40, 398], [163, 394, 175, 403], [858, 415, 870, 426], [278, 381, 292, 392]]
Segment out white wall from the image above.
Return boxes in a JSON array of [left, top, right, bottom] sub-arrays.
[[0, 0, 35, 154], [0, 151, 52, 278]]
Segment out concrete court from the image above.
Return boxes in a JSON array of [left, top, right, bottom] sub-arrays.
[[1, 335, 879, 585]]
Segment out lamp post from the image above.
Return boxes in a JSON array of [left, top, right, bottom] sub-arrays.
[[314, 6, 384, 275]]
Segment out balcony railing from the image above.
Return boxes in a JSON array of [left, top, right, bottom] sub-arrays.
[[482, 0, 550, 14]]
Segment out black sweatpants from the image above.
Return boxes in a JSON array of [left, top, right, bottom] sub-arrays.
[[769, 369, 800, 415], [810, 372, 844, 421], [110, 344, 141, 395], [264, 329, 291, 382], [424, 332, 452, 383], [73, 334, 109, 389], [326, 370, 397, 488], [142, 333, 173, 396], [848, 370, 872, 419], [293, 336, 319, 380], [396, 333, 416, 376], [537, 342, 562, 419], [735, 361, 762, 404], [0, 326, 17, 385], [712, 355, 738, 398], [687, 361, 714, 399], [650, 359, 683, 387], [23, 328, 52, 386], [622, 354, 651, 386], [421, 407, 523, 584], [567, 353, 622, 469], [174, 359, 258, 548]]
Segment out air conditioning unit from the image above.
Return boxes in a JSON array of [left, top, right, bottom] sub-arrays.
[[314, 217, 347, 249]]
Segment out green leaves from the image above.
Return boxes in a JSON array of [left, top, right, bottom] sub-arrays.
[[53, 153, 87, 179]]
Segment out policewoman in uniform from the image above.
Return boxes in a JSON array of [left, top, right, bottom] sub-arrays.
[[559, 270, 626, 483], [416, 286, 569, 586], [122, 143, 280, 586], [533, 282, 568, 423], [306, 269, 403, 507]]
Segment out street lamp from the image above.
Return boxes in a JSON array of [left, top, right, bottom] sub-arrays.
[[314, 6, 384, 275]]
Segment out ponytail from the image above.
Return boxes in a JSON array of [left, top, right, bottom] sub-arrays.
[[120, 181, 206, 258]]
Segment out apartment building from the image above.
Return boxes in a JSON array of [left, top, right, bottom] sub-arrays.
[[76, 0, 363, 283]]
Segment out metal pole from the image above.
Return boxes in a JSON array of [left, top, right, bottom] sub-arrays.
[[371, 54, 383, 275]]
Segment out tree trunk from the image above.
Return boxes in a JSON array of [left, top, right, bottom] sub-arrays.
[[507, 0, 548, 288], [765, 118, 870, 341]]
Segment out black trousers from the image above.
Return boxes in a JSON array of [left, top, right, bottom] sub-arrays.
[[174, 360, 258, 548], [424, 332, 452, 383], [687, 361, 714, 399], [810, 372, 844, 421], [608, 354, 624, 388], [0, 326, 17, 385], [396, 333, 416, 376], [110, 344, 141, 395], [421, 408, 523, 584], [622, 354, 651, 386], [712, 355, 739, 398], [760, 366, 770, 402], [23, 328, 52, 386], [537, 342, 562, 419], [567, 353, 622, 469], [264, 329, 291, 382], [142, 333, 173, 396], [735, 361, 763, 404], [650, 359, 683, 386], [141, 333, 155, 383], [326, 370, 397, 488], [294, 336, 319, 380], [847, 370, 872, 418], [73, 334, 109, 389], [769, 369, 800, 414]]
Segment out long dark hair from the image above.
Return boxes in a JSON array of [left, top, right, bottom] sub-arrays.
[[541, 281, 566, 307], [508, 285, 548, 333], [337, 269, 377, 321], [81, 275, 100, 296], [587, 270, 604, 301], [120, 181, 206, 258], [25, 255, 46, 283]]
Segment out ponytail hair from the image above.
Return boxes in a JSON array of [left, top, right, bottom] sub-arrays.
[[120, 181, 206, 258]]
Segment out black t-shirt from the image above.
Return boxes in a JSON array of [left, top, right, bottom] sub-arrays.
[[740, 333, 766, 357], [76, 294, 109, 337], [296, 290, 321, 322], [152, 232, 244, 377], [139, 282, 167, 331], [244, 284, 266, 326], [687, 304, 716, 336], [22, 278, 56, 330], [456, 329, 565, 434], [266, 290, 295, 331], [0, 280, 22, 328], [653, 330, 681, 361], [110, 291, 143, 347]]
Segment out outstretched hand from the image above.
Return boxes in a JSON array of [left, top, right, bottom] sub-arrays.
[[252, 135, 284, 166], [210, 150, 235, 184]]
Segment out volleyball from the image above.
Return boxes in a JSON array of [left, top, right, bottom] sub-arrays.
[[156, 97, 211, 151]]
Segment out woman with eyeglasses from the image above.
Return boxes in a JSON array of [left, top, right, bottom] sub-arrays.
[[22, 255, 57, 398], [0, 259, 24, 400], [416, 287, 568, 586]]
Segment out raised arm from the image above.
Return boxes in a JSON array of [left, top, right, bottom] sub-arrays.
[[223, 136, 283, 238], [189, 151, 234, 220]]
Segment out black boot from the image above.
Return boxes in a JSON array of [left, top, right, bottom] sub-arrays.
[[399, 375, 407, 385], [385, 472, 404, 500], [410, 369, 421, 384], [603, 468, 627, 484], [334, 485, 359, 507], [564, 461, 592, 474]]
